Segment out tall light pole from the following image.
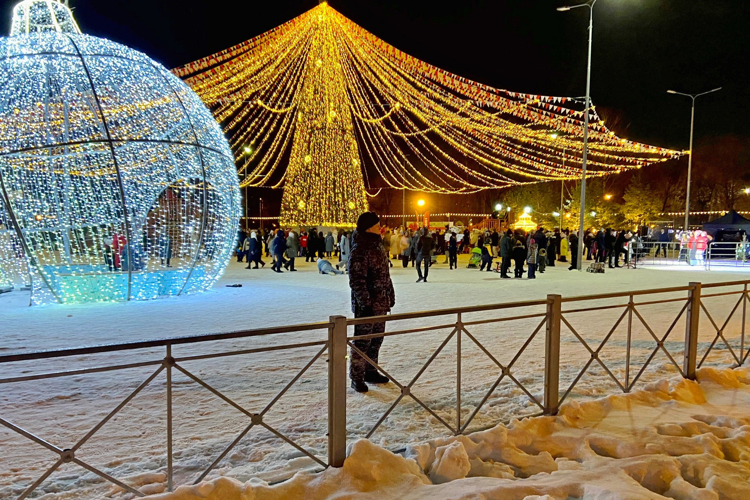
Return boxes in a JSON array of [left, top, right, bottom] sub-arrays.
[[558, 0, 596, 270], [550, 132, 566, 230], [667, 87, 722, 232]]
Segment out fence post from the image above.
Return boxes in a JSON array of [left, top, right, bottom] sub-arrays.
[[328, 316, 348, 467], [684, 282, 701, 379], [544, 294, 562, 415]]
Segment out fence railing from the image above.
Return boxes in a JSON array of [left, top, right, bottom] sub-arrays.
[[706, 241, 750, 270], [2, 279, 749, 498]]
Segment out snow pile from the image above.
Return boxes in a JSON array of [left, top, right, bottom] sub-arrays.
[[150, 366, 750, 500]]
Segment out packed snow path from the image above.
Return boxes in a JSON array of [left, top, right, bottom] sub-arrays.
[[1, 257, 748, 498]]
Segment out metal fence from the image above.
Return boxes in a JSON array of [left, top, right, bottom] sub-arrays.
[[1, 279, 749, 498], [706, 241, 750, 270]]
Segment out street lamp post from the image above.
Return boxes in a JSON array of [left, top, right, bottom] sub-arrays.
[[550, 133, 566, 230], [667, 87, 722, 232], [558, 0, 597, 270]]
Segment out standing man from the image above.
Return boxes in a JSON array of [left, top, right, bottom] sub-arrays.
[[416, 228, 434, 283], [568, 231, 579, 271], [500, 230, 512, 278], [349, 212, 395, 393]]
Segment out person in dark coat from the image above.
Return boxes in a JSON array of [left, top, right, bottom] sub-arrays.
[[317, 231, 326, 259], [284, 231, 299, 271], [448, 232, 458, 270], [606, 229, 618, 268], [584, 230, 594, 260], [245, 231, 266, 269], [416, 228, 434, 282], [271, 229, 287, 273], [490, 230, 500, 258], [307, 231, 318, 262], [568, 232, 579, 270], [512, 240, 526, 278], [548, 231, 558, 266], [655, 228, 669, 257], [348, 212, 395, 393], [236, 230, 246, 262], [500, 230, 513, 278], [596, 229, 606, 263]]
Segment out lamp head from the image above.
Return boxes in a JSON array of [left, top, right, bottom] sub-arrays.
[[417, 199, 425, 207], [557, 6, 572, 11]]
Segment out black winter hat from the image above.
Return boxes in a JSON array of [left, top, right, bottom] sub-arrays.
[[356, 211, 380, 232]]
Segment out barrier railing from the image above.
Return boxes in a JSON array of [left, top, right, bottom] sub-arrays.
[[706, 241, 750, 270], [1, 279, 749, 498]]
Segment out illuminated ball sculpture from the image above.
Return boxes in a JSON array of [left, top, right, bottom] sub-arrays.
[[0, 1, 241, 304]]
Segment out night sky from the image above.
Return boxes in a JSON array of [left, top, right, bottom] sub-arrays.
[[2, 0, 748, 151]]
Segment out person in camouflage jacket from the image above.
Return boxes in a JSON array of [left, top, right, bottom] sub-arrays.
[[348, 212, 395, 392]]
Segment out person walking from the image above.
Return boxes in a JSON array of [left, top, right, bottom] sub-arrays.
[[348, 212, 395, 393], [410, 229, 420, 267], [271, 229, 287, 273], [500, 230, 512, 278], [245, 231, 265, 269], [416, 228, 434, 283], [285, 231, 299, 271]]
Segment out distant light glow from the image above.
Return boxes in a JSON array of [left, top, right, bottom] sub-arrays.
[[523, 206, 532, 214], [495, 203, 502, 211], [417, 199, 425, 207]]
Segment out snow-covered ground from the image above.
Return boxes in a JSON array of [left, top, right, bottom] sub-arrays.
[[1, 257, 748, 499], [152, 366, 750, 500]]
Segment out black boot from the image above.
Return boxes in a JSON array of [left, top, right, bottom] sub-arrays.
[[365, 372, 390, 384], [350, 380, 368, 393]]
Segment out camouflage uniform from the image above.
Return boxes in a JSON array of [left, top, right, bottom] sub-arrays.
[[348, 230, 395, 381]]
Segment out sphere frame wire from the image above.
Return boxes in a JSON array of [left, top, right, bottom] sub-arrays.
[[0, 32, 241, 304]]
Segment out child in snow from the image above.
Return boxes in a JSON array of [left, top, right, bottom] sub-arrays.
[[527, 238, 538, 279], [479, 243, 493, 272], [512, 240, 526, 278]]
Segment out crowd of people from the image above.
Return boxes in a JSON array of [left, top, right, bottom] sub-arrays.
[[234, 221, 659, 281], [233, 213, 725, 393]]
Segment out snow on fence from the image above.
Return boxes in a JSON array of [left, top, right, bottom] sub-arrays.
[[1, 279, 749, 498]]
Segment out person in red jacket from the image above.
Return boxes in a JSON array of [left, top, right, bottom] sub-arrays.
[[688, 231, 698, 266], [695, 230, 711, 266], [300, 231, 308, 259]]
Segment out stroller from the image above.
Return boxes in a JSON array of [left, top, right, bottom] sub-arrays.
[[467, 246, 482, 268]]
